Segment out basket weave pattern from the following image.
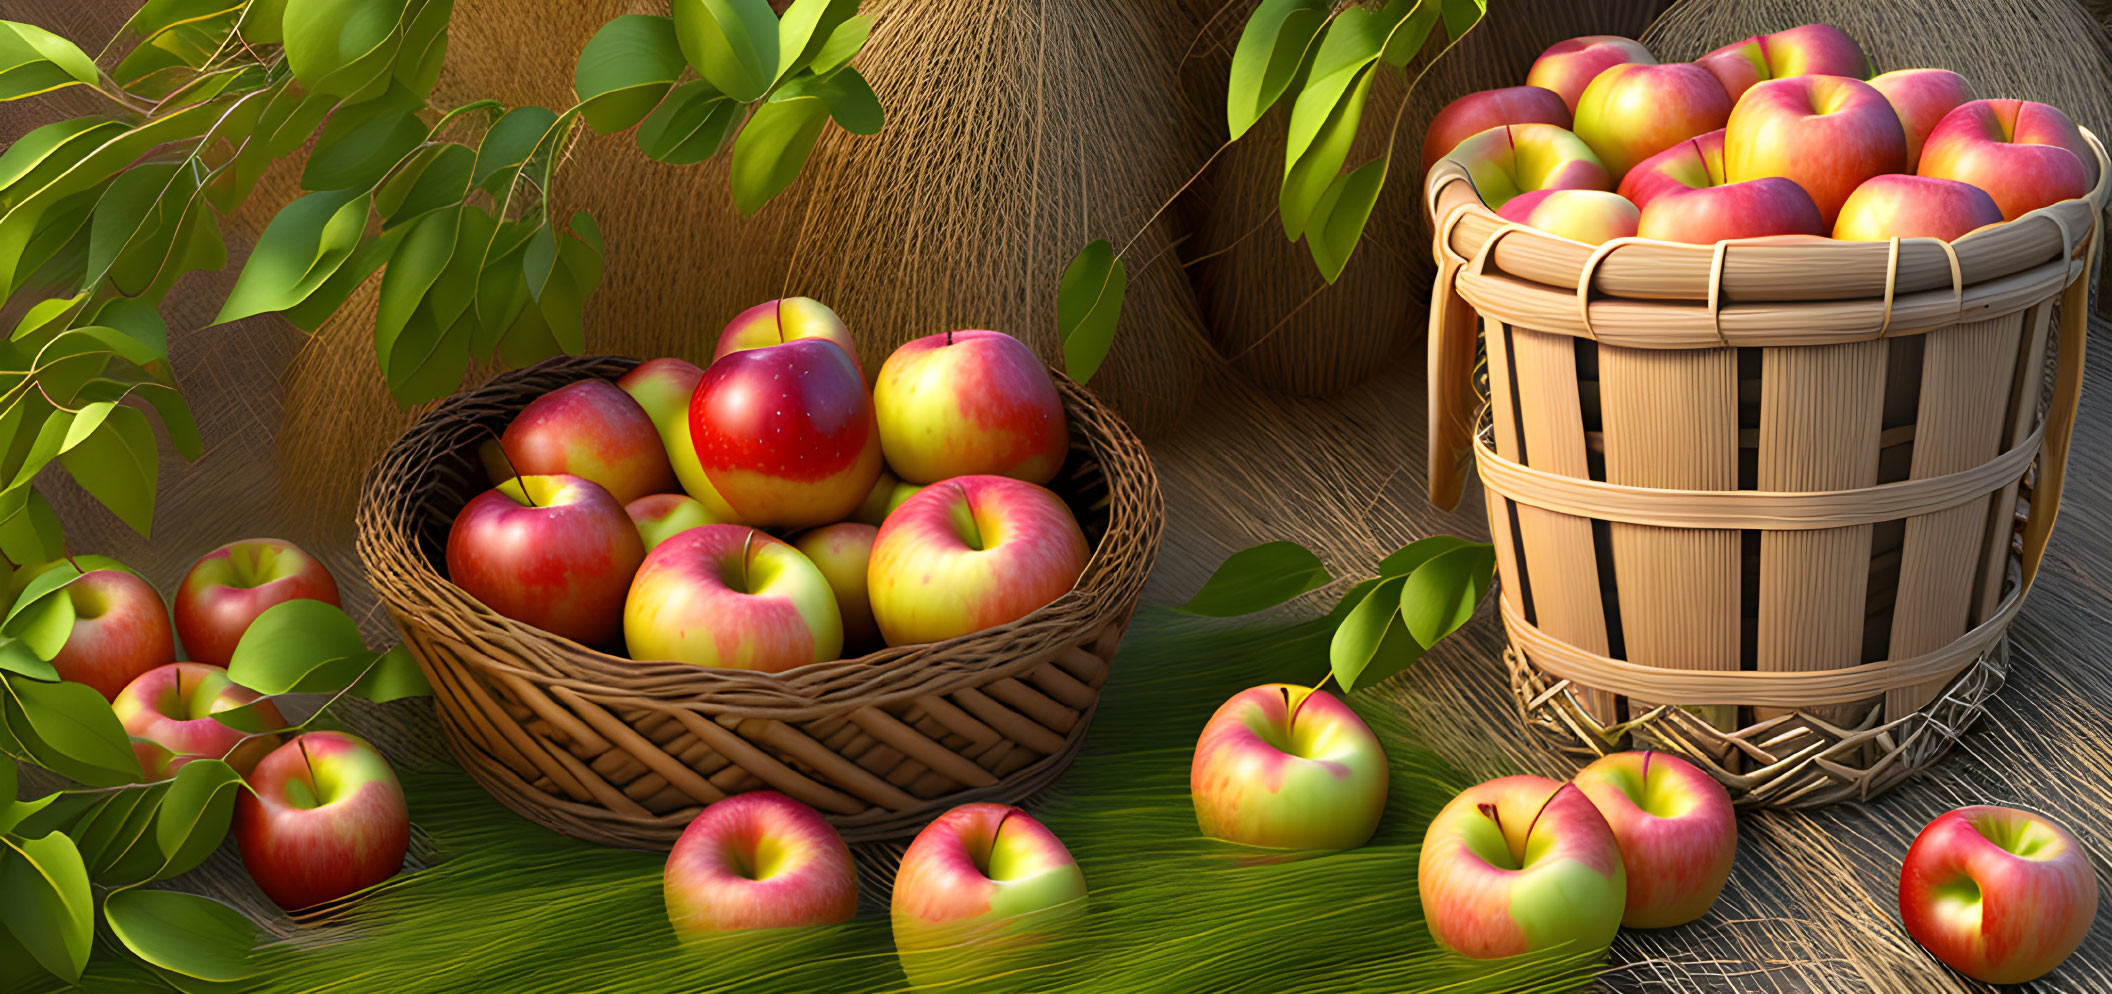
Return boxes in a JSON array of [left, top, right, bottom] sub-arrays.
[[357, 355, 1161, 848]]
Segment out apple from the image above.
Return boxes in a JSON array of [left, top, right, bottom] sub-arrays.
[[1571, 751, 1737, 928], [1696, 24, 1868, 103], [1834, 175, 2003, 242], [868, 475, 1088, 646], [233, 731, 409, 910], [1525, 35, 1655, 113], [624, 524, 842, 671], [47, 568, 177, 701], [1638, 177, 1826, 243], [851, 470, 900, 525], [113, 662, 284, 780], [1190, 684, 1388, 850], [1441, 123, 1611, 212], [793, 522, 879, 651], [1573, 63, 1732, 181], [501, 378, 677, 506], [1868, 68, 1973, 171], [890, 803, 1087, 986], [173, 538, 341, 668], [690, 338, 882, 529], [1422, 85, 1572, 171], [871, 330, 1069, 486], [446, 474, 644, 645], [1617, 128, 1722, 211], [1899, 806, 2098, 984], [1723, 74, 1907, 225], [1495, 189, 1639, 245], [615, 357, 744, 523], [625, 493, 717, 551], [1918, 99, 2096, 220], [1420, 775, 1627, 959], [664, 791, 856, 935], [713, 298, 863, 380]]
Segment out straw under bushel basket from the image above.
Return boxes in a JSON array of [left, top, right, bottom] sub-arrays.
[[1425, 136, 2107, 807], [357, 355, 1161, 849]]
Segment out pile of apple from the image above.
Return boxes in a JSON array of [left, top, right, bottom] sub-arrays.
[[447, 298, 1090, 670], [1425, 24, 2101, 245], [20, 540, 411, 911]]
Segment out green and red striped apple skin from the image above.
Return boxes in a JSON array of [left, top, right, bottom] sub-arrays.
[[1868, 68, 1973, 171], [1571, 751, 1736, 928], [49, 569, 177, 701], [1420, 775, 1626, 959], [1190, 684, 1388, 851], [174, 538, 341, 668], [1573, 63, 1732, 180], [794, 522, 879, 651], [1495, 189, 1638, 245], [624, 524, 842, 671], [714, 297, 864, 381], [1442, 124, 1611, 211], [1423, 85, 1572, 172], [446, 474, 644, 645], [1918, 99, 2097, 221], [114, 662, 284, 780], [1526, 36, 1655, 113], [1899, 806, 2099, 984], [867, 475, 1087, 646], [625, 493, 718, 551], [665, 791, 857, 935], [1696, 23, 1868, 103], [233, 731, 408, 910], [1724, 74, 1907, 226], [690, 338, 882, 529], [1833, 175, 2002, 241], [501, 378, 676, 505], [616, 358, 743, 522], [1617, 129, 1723, 210], [891, 803, 1087, 942], [872, 330, 1069, 486]]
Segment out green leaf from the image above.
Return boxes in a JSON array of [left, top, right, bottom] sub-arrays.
[[0, 640, 58, 680], [1056, 238, 1126, 384], [3, 674, 139, 784], [7, 293, 88, 342], [776, 0, 857, 81], [0, 490, 64, 567], [227, 599, 372, 695], [1378, 0, 1440, 68], [1226, 0, 1329, 139], [1178, 541, 1333, 617], [240, 0, 289, 44], [130, 382, 203, 461], [1283, 7, 1385, 168], [351, 644, 431, 702], [471, 105, 559, 193], [303, 83, 428, 190], [574, 14, 686, 134], [729, 84, 831, 213], [384, 297, 473, 405], [377, 142, 473, 228], [1280, 66, 1372, 240], [812, 66, 882, 135], [392, 0, 454, 97], [0, 121, 118, 197], [0, 20, 98, 101], [1329, 574, 1425, 692], [105, 889, 257, 982], [57, 403, 159, 536], [279, 223, 407, 331], [79, 783, 168, 884], [375, 205, 461, 355], [6, 790, 100, 840], [153, 758, 243, 880], [805, 14, 870, 78], [671, 0, 779, 103], [1440, 0, 1485, 41], [0, 831, 93, 983], [93, 297, 173, 368], [1323, 576, 1381, 626], [3, 573, 72, 658], [636, 79, 738, 165], [214, 187, 371, 323], [1399, 541, 1495, 648], [281, 0, 410, 97], [1306, 156, 1387, 282]]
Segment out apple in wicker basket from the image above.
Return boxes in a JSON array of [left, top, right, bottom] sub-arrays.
[[1917, 99, 2098, 220], [446, 474, 644, 645], [1899, 806, 2099, 984], [624, 524, 842, 671], [625, 493, 716, 551], [851, 469, 920, 526], [1420, 776, 1626, 958], [500, 378, 676, 505], [1868, 68, 1974, 171], [1570, 751, 1737, 928], [690, 338, 882, 529], [1494, 189, 1639, 245], [1723, 74, 1907, 226], [891, 803, 1087, 987], [234, 731, 410, 910], [1189, 684, 1389, 851], [872, 330, 1069, 486], [664, 791, 857, 935], [45, 567, 177, 701], [173, 538, 341, 668], [616, 358, 743, 523], [1421, 85, 1573, 172], [114, 662, 283, 780], [867, 475, 1088, 647], [1833, 175, 2004, 242], [1440, 123, 1610, 211], [1525, 35, 1654, 113], [1695, 23, 1869, 102], [1572, 63, 1732, 180], [794, 522, 880, 651], [713, 297, 864, 380]]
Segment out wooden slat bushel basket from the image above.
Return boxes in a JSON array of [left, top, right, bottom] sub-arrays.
[[1424, 135, 2108, 807], [356, 355, 1162, 849]]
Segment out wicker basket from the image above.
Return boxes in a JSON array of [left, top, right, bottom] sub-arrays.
[[356, 355, 1161, 848], [1423, 136, 2106, 807]]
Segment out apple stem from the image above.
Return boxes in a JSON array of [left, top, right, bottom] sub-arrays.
[[297, 735, 318, 790], [774, 298, 787, 343], [1286, 672, 1332, 735], [1640, 749, 1654, 788], [739, 528, 756, 591], [472, 423, 537, 507], [63, 552, 84, 576], [1477, 802, 1501, 833], [945, 329, 953, 347]]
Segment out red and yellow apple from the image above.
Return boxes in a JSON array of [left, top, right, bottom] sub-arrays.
[[1442, 123, 1611, 211], [233, 731, 409, 910], [1495, 188, 1639, 245], [616, 357, 743, 523], [1420, 775, 1627, 959], [1696, 23, 1868, 102], [625, 493, 717, 551], [690, 338, 882, 529], [446, 474, 645, 645], [1919, 99, 2097, 220], [1637, 177, 1825, 243], [1422, 85, 1572, 171], [1190, 684, 1388, 851], [48, 568, 177, 701], [1724, 74, 1906, 225], [113, 662, 284, 780], [664, 791, 857, 935], [173, 538, 341, 668], [1573, 63, 1732, 180], [891, 803, 1087, 987], [868, 475, 1088, 646], [1525, 35, 1654, 113], [713, 297, 863, 381], [1617, 128, 1722, 211], [1868, 68, 1973, 171], [624, 524, 842, 671], [1834, 175, 2003, 242], [793, 522, 878, 651], [1899, 805, 2098, 984], [1571, 751, 1737, 928], [872, 330, 1068, 486], [501, 378, 676, 505]]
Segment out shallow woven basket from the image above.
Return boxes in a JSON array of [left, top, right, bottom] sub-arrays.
[[1424, 135, 2106, 808], [356, 355, 1161, 848]]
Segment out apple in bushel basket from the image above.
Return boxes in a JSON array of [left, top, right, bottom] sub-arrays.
[[616, 357, 744, 523], [1917, 99, 2098, 221], [891, 803, 1088, 986], [867, 475, 1088, 647], [1190, 684, 1388, 851], [713, 297, 864, 380], [1422, 85, 1572, 171], [626, 493, 717, 551], [500, 378, 676, 505], [1573, 62, 1732, 180], [1441, 123, 1610, 211], [1867, 68, 1974, 171], [793, 522, 880, 651], [664, 791, 857, 935], [872, 330, 1069, 486], [1723, 74, 1907, 226], [624, 524, 842, 671], [1617, 128, 1723, 211], [1570, 751, 1736, 928], [1638, 176, 1825, 244], [1495, 189, 1639, 245], [1833, 175, 2003, 242], [1899, 805, 2098, 984], [1525, 35, 1654, 113], [690, 338, 882, 529], [173, 538, 341, 668], [114, 662, 284, 780], [1420, 775, 1626, 959], [47, 567, 177, 701], [446, 474, 644, 645], [1696, 23, 1869, 102], [234, 731, 410, 910]]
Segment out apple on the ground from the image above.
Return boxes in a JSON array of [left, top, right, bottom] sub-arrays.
[[1422, 85, 1572, 171], [1420, 775, 1626, 959], [891, 803, 1087, 987], [1696, 23, 1868, 102], [501, 378, 676, 505], [1867, 68, 1973, 171], [1190, 684, 1388, 851], [48, 568, 177, 701], [174, 538, 341, 668], [793, 522, 879, 651], [234, 731, 409, 910], [1495, 189, 1639, 245], [1617, 129, 1723, 211], [691, 338, 882, 529], [1571, 751, 1737, 928], [1834, 175, 2003, 241], [872, 330, 1069, 486], [714, 298, 863, 380], [1525, 36, 1654, 113], [1724, 75, 1906, 226], [1899, 805, 2098, 984], [626, 493, 718, 551], [625, 524, 842, 671], [664, 791, 857, 935], [1442, 123, 1611, 211], [1573, 63, 1732, 180], [616, 357, 743, 522], [1918, 99, 2097, 220], [446, 474, 644, 645], [114, 662, 284, 780], [1638, 177, 1825, 244], [868, 475, 1088, 646]]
